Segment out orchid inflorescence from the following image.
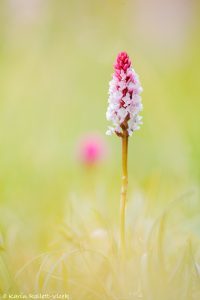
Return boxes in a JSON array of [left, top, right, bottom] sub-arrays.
[[106, 52, 143, 137]]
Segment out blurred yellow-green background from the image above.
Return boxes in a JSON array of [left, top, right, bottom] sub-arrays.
[[0, 0, 200, 297]]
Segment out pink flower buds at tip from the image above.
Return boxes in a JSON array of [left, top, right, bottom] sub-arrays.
[[106, 52, 143, 137]]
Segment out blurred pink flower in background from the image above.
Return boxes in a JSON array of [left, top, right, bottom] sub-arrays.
[[77, 133, 108, 167]]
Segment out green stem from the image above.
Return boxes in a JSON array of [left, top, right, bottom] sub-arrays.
[[120, 133, 128, 256]]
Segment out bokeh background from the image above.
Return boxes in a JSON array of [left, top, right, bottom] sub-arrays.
[[0, 0, 200, 294]]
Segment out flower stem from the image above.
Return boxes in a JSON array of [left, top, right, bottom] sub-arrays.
[[120, 133, 128, 256]]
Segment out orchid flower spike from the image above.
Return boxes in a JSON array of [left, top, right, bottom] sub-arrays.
[[106, 52, 143, 137]]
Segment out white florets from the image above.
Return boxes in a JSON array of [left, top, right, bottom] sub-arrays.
[[106, 67, 143, 136]]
